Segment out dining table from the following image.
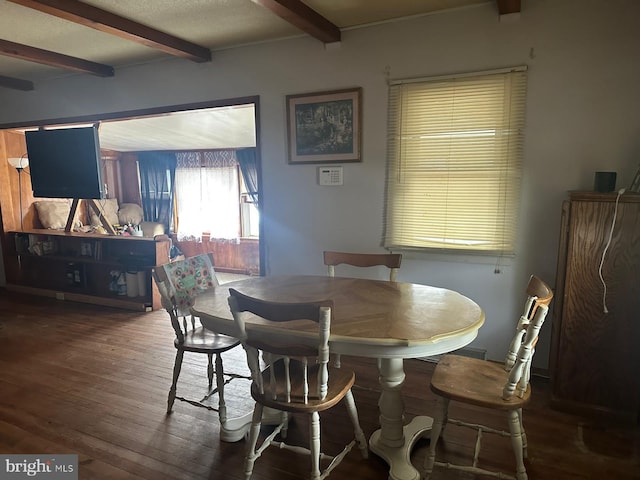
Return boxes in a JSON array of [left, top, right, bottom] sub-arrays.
[[192, 274, 485, 480]]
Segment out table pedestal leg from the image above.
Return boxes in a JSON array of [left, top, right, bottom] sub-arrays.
[[220, 407, 283, 443], [369, 358, 433, 480]]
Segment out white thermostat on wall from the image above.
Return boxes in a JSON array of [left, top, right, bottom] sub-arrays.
[[318, 166, 343, 186]]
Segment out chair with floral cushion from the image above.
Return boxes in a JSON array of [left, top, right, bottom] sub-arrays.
[[152, 253, 242, 419]]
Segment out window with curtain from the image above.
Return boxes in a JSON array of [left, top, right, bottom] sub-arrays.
[[138, 152, 176, 233], [383, 67, 528, 255], [175, 150, 240, 240]]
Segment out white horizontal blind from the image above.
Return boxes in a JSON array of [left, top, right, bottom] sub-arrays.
[[384, 68, 527, 254]]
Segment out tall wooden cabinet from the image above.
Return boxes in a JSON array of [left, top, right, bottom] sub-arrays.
[[550, 192, 640, 423]]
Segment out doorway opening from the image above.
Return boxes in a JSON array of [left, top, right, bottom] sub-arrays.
[[1, 96, 263, 277]]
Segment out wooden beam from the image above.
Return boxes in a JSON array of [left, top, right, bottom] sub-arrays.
[[0, 74, 34, 91], [496, 0, 521, 15], [8, 0, 212, 63], [0, 39, 114, 77], [252, 0, 340, 44]]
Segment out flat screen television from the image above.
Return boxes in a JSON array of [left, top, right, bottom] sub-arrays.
[[25, 126, 105, 199]]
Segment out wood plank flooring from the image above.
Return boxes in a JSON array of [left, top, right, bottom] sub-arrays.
[[0, 290, 638, 479]]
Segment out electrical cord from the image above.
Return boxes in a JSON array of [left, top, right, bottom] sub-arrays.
[[598, 188, 625, 313]]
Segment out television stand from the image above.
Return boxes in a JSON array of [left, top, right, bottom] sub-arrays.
[[5, 229, 171, 311], [65, 198, 116, 235]]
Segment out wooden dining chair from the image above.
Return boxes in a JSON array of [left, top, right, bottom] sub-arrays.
[[228, 287, 369, 480], [324, 250, 402, 368], [152, 253, 242, 420], [424, 275, 553, 480], [323, 251, 402, 281]]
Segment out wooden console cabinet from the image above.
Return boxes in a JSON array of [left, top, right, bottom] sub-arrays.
[[4, 230, 171, 311], [550, 192, 640, 422]]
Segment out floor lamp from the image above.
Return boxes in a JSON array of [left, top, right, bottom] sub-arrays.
[[8, 155, 29, 231]]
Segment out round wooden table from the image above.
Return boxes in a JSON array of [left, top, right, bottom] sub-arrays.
[[192, 275, 485, 480]]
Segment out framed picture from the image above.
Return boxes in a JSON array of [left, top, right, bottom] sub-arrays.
[[286, 87, 362, 164]]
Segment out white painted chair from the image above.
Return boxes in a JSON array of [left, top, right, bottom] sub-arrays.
[[424, 275, 553, 480], [323, 251, 402, 368], [228, 287, 369, 480], [323, 251, 402, 282], [153, 253, 242, 418]]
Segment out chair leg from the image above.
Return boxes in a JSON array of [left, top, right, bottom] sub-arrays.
[[244, 403, 263, 480], [424, 396, 448, 480], [215, 353, 227, 424], [309, 411, 321, 480], [280, 412, 290, 439], [167, 349, 184, 414], [333, 353, 341, 368], [207, 353, 214, 389], [344, 389, 368, 458], [508, 409, 528, 480], [441, 398, 449, 434], [518, 408, 528, 459]]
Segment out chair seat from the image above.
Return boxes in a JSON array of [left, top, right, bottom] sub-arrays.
[[430, 354, 531, 410], [175, 326, 240, 354], [252, 362, 356, 414]]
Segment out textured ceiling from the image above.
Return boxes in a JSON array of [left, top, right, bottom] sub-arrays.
[[0, 0, 491, 81]]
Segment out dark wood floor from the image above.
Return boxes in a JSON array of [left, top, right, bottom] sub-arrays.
[[1, 290, 638, 480]]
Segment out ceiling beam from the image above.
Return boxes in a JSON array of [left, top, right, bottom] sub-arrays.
[[0, 39, 114, 77], [496, 0, 521, 15], [0, 74, 34, 91], [252, 0, 340, 44], [7, 0, 212, 63]]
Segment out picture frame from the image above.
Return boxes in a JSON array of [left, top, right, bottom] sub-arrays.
[[286, 87, 362, 164]]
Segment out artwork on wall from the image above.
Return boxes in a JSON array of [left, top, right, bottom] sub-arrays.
[[286, 88, 362, 164]]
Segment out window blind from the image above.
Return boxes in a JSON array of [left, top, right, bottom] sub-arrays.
[[383, 68, 527, 254]]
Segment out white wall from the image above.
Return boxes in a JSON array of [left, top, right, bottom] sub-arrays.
[[2, 0, 639, 368]]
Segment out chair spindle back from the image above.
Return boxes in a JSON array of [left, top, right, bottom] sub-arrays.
[[228, 287, 333, 404], [503, 275, 553, 399]]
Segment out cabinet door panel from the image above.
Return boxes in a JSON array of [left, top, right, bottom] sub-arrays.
[[554, 198, 640, 417]]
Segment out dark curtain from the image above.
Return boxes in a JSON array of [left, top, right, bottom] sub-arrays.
[[138, 152, 176, 232], [236, 148, 259, 204]]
